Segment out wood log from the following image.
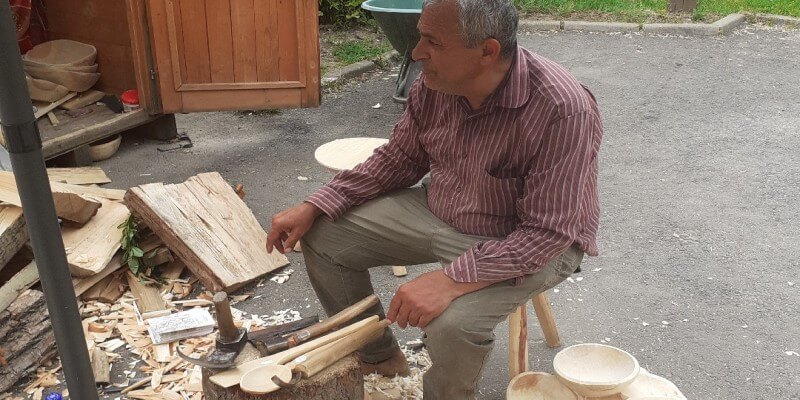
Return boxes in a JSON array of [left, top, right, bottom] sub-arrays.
[[62, 199, 130, 277], [47, 167, 112, 185], [125, 172, 289, 292], [0, 205, 27, 271], [0, 261, 39, 315], [203, 355, 363, 400], [0, 290, 57, 393], [0, 171, 102, 224]]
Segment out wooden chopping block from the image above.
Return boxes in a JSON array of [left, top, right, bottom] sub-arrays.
[[202, 354, 364, 400]]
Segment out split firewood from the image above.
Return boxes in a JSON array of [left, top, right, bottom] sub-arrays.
[[126, 271, 167, 317], [0, 171, 101, 224], [91, 348, 110, 384], [62, 199, 129, 277], [46, 167, 111, 185], [0, 205, 27, 271]]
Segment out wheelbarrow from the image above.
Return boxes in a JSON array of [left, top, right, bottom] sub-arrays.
[[361, 0, 422, 103]]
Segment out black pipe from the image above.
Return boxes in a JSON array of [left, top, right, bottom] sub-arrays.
[[0, 3, 99, 399]]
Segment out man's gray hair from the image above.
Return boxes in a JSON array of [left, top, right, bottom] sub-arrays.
[[423, 0, 518, 59]]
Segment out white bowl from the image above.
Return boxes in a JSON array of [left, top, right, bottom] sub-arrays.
[[23, 39, 97, 67], [507, 372, 580, 400], [553, 343, 640, 397], [622, 371, 686, 400]]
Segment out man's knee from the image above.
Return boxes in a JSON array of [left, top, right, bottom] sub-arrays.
[[424, 306, 494, 348]]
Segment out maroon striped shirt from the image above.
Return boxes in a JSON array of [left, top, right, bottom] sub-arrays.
[[307, 47, 602, 283]]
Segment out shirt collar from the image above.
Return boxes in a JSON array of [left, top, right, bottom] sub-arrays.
[[488, 46, 531, 109]]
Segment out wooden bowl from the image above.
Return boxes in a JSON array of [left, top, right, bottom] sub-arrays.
[[24, 64, 100, 92], [89, 135, 122, 161], [26, 75, 69, 103], [553, 344, 640, 397], [507, 372, 581, 400], [314, 137, 389, 172], [23, 39, 97, 67], [621, 371, 686, 400], [627, 396, 682, 400]]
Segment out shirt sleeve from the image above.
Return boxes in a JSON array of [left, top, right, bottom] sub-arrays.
[[306, 81, 431, 220], [443, 111, 599, 282]]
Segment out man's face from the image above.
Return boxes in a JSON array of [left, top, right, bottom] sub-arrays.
[[411, 1, 484, 95]]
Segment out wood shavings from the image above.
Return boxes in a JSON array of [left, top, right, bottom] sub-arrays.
[[260, 308, 301, 326], [268, 268, 294, 284], [365, 346, 430, 400]]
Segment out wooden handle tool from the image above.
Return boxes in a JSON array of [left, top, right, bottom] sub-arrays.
[[239, 319, 391, 394], [209, 315, 379, 388]]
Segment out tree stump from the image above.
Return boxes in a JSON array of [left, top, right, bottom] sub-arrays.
[[203, 354, 364, 400]]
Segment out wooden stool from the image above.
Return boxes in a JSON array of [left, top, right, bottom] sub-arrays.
[[313, 138, 407, 277], [508, 292, 561, 378]]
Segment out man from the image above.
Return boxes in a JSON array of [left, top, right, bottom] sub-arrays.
[[266, 0, 602, 398]]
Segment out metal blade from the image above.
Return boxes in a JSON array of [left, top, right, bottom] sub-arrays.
[[176, 346, 238, 370]]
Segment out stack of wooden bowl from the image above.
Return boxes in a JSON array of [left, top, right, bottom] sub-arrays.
[[507, 344, 687, 400], [22, 39, 100, 101]]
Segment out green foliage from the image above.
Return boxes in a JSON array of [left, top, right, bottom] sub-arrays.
[[319, 0, 369, 26], [332, 39, 391, 65], [118, 216, 157, 276]]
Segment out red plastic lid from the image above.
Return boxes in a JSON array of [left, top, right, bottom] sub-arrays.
[[121, 89, 139, 105]]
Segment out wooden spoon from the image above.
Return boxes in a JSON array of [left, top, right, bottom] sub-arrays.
[[210, 315, 378, 388], [239, 319, 391, 394]]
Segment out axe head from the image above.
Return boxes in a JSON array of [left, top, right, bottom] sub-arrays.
[[178, 328, 248, 369]]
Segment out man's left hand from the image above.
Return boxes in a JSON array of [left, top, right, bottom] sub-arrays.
[[387, 270, 459, 329]]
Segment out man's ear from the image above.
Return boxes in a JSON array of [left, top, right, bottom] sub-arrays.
[[480, 38, 502, 65]]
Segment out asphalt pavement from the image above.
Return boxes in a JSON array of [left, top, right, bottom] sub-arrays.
[[94, 24, 800, 399]]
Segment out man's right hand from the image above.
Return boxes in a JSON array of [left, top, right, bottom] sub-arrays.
[[266, 202, 324, 254]]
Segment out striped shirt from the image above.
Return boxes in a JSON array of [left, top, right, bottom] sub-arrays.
[[307, 46, 602, 283]]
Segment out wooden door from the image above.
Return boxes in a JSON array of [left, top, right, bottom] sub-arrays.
[[144, 0, 319, 113]]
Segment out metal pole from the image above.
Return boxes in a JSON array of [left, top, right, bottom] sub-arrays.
[[0, 3, 99, 399]]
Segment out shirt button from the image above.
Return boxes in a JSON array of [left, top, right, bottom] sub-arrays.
[[456, 186, 462, 192]]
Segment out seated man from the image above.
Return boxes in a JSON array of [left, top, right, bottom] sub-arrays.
[[266, 0, 603, 398]]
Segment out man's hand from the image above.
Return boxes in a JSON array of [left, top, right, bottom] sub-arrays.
[[266, 202, 323, 254]]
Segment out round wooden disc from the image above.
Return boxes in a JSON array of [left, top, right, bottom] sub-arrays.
[[239, 364, 294, 394], [507, 372, 580, 400], [314, 137, 389, 172]]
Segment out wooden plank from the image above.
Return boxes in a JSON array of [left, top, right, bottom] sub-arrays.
[[301, 0, 321, 107], [205, 0, 235, 83], [0, 290, 57, 393], [231, 0, 258, 82], [0, 206, 27, 271], [125, 172, 289, 292], [47, 167, 112, 185], [276, 0, 300, 82], [0, 171, 102, 224], [72, 235, 162, 297], [50, 180, 126, 201], [92, 348, 111, 384], [60, 90, 105, 111], [39, 106, 156, 160], [0, 261, 39, 314], [254, 0, 279, 82], [145, 0, 182, 112], [33, 93, 78, 119], [61, 199, 130, 277], [81, 270, 126, 303], [179, 0, 212, 84], [158, 260, 185, 280], [126, 0, 160, 113], [126, 271, 166, 315]]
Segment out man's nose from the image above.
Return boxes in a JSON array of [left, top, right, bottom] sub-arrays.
[[411, 39, 427, 62]]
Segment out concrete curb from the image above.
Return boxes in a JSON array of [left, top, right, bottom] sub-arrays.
[[753, 13, 800, 27], [322, 50, 400, 88], [519, 12, 788, 36]]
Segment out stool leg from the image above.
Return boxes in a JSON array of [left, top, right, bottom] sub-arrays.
[[532, 292, 561, 348], [507, 304, 528, 378]]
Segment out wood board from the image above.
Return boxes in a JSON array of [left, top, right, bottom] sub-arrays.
[[125, 172, 289, 292], [0, 205, 27, 271], [62, 199, 130, 277], [47, 167, 112, 185], [0, 171, 102, 224], [72, 234, 162, 297]]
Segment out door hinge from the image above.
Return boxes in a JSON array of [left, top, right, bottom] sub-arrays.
[[149, 68, 157, 81]]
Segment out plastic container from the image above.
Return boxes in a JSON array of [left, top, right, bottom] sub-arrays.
[[120, 89, 140, 112]]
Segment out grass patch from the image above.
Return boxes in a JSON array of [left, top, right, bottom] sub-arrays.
[[331, 39, 391, 65], [513, 0, 800, 20]]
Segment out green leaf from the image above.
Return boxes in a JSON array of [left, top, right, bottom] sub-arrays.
[[131, 247, 144, 258]]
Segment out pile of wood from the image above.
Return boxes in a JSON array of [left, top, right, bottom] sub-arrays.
[[0, 169, 291, 397]]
